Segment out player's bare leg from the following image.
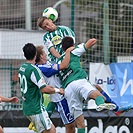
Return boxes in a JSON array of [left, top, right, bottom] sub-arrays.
[[42, 123, 56, 133], [89, 90, 116, 111], [65, 121, 75, 133], [75, 115, 85, 133], [94, 85, 132, 115]]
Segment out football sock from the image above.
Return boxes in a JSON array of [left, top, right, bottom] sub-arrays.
[[77, 128, 85, 133], [95, 96, 105, 106], [46, 102, 56, 117], [101, 90, 118, 111]]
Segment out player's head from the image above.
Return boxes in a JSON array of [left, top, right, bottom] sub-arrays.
[[62, 36, 74, 51], [37, 16, 56, 32], [23, 43, 36, 60], [35, 45, 47, 63]]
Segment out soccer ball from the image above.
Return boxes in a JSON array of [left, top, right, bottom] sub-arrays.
[[42, 7, 58, 22]]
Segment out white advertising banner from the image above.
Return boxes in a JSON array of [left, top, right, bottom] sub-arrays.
[[88, 62, 133, 109], [88, 63, 114, 109], [89, 63, 113, 95]]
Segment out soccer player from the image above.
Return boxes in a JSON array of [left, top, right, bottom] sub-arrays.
[[57, 36, 116, 133], [37, 16, 75, 121], [35, 45, 75, 133], [37, 16, 131, 119], [0, 95, 19, 133], [37, 16, 75, 62], [18, 43, 64, 133]]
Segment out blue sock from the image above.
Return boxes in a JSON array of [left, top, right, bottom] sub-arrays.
[[101, 90, 119, 111]]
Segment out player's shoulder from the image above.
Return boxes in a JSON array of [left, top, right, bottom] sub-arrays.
[[36, 61, 53, 68], [43, 31, 49, 37], [75, 43, 86, 51], [19, 63, 37, 74], [58, 25, 71, 30], [30, 64, 41, 72], [71, 43, 86, 56], [58, 25, 68, 28], [76, 43, 85, 48]]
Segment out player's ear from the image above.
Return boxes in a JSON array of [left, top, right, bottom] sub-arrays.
[[40, 54, 43, 59]]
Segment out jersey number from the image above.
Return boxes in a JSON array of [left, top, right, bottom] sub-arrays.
[[18, 74, 28, 94]]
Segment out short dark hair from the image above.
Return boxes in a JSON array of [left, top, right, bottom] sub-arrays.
[[23, 43, 36, 60], [62, 36, 74, 51]]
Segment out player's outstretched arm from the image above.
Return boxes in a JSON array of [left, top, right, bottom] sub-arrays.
[[50, 47, 60, 58], [0, 95, 19, 103], [60, 46, 74, 70], [45, 39, 60, 58]]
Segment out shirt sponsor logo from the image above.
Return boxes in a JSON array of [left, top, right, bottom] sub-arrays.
[[51, 35, 62, 45], [62, 69, 73, 81]]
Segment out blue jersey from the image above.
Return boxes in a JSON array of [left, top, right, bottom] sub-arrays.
[[36, 61, 63, 102], [36, 61, 60, 77], [36, 61, 74, 124]]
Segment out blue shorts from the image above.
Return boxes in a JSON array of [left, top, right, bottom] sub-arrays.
[[54, 98, 75, 125]]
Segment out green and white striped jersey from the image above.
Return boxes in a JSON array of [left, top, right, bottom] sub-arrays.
[[57, 43, 88, 88], [18, 62, 46, 116], [43, 25, 75, 62]]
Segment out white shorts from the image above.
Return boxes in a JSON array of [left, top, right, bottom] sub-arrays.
[[65, 79, 96, 119], [27, 110, 52, 133]]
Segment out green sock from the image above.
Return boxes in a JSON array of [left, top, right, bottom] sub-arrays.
[[46, 102, 56, 117], [95, 96, 105, 106], [77, 128, 85, 133]]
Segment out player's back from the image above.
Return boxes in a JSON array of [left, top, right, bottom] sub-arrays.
[[18, 62, 45, 116]]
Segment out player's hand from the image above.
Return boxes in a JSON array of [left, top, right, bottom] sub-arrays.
[[66, 46, 75, 52], [89, 38, 97, 45], [9, 97, 19, 103], [58, 88, 64, 95]]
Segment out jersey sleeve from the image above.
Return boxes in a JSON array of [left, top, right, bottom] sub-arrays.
[[44, 38, 54, 51], [37, 64, 60, 78], [72, 43, 87, 57], [30, 66, 46, 89], [43, 34, 54, 51]]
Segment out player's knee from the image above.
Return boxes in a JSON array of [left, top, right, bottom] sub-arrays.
[[65, 122, 75, 133]]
